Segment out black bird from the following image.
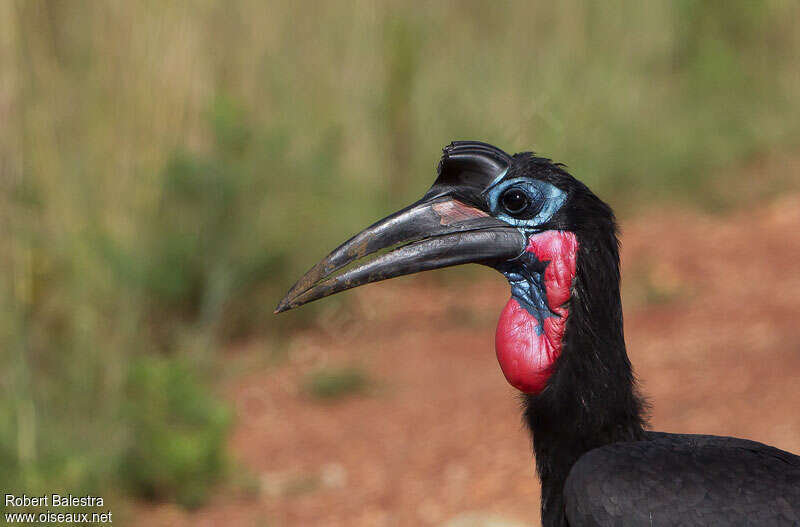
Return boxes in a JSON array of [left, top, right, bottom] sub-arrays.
[[276, 141, 800, 526]]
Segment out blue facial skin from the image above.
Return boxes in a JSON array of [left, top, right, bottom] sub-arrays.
[[483, 173, 568, 333], [483, 175, 567, 232], [496, 253, 553, 334]]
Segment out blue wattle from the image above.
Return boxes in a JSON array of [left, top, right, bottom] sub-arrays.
[[495, 252, 554, 336]]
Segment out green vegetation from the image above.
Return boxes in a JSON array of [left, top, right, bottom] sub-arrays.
[[1, 0, 799, 518], [303, 366, 370, 401], [121, 356, 231, 508]]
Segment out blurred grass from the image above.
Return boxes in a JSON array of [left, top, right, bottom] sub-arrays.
[[0, 0, 799, 517], [303, 366, 370, 401]]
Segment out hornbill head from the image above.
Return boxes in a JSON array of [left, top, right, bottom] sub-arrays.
[[277, 141, 616, 394]]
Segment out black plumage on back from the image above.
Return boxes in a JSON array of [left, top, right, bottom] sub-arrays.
[[565, 433, 800, 526]]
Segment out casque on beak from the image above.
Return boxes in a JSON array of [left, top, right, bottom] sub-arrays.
[[274, 194, 526, 313]]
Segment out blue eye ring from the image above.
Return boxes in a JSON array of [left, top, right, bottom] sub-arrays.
[[484, 177, 566, 228]]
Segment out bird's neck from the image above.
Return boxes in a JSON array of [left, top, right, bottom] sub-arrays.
[[521, 232, 647, 527]]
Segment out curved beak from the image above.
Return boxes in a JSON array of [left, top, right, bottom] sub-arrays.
[[275, 195, 525, 313]]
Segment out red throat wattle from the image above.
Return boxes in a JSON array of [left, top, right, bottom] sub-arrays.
[[495, 231, 578, 394]]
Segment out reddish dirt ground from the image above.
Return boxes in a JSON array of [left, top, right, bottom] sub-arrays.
[[141, 195, 800, 527]]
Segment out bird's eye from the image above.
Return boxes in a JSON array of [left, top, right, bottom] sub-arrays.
[[501, 188, 530, 215]]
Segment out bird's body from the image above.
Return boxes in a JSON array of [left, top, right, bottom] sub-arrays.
[[277, 141, 800, 526], [566, 432, 800, 526]]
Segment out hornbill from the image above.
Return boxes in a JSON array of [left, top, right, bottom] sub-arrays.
[[276, 141, 800, 526]]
